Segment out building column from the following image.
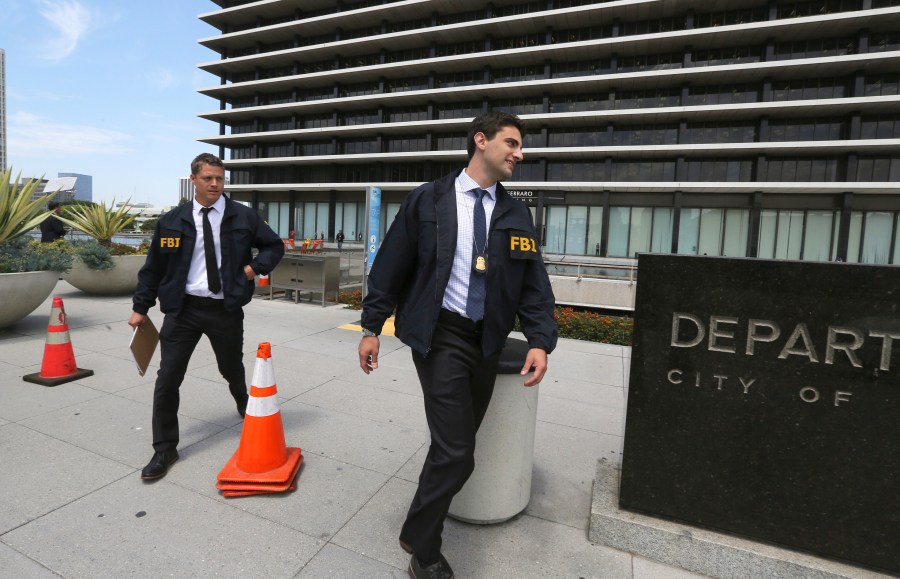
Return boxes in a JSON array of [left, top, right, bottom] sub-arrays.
[[836, 192, 854, 261]]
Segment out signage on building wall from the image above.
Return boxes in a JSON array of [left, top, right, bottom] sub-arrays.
[[620, 254, 900, 575], [506, 189, 566, 205]]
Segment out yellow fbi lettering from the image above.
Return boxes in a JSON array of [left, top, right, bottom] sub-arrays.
[[160, 237, 180, 248], [510, 235, 537, 252]]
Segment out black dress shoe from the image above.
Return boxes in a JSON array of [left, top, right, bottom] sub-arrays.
[[408, 554, 454, 579], [141, 450, 179, 480]]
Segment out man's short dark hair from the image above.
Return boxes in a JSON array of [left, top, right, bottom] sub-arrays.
[[467, 111, 526, 160], [191, 153, 225, 175], [48, 201, 60, 210]]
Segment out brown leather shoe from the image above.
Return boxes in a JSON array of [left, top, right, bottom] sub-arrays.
[[408, 554, 454, 579]]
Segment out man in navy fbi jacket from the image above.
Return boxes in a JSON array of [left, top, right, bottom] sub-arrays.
[[129, 153, 284, 480], [358, 112, 557, 579]]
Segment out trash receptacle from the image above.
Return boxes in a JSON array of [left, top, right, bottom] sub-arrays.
[[448, 337, 539, 524]]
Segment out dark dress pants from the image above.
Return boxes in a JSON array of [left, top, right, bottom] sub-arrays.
[[152, 298, 247, 452], [400, 310, 500, 565]]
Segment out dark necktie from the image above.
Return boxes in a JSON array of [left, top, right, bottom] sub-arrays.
[[200, 207, 221, 294], [465, 188, 487, 321]]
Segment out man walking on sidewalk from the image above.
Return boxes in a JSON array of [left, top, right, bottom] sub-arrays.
[[358, 112, 557, 578], [129, 153, 284, 480]]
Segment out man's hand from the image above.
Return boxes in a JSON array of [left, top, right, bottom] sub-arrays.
[[358, 336, 380, 374], [244, 265, 255, 280], [520, 347, 548, 387], [128, 312, 148, 330]]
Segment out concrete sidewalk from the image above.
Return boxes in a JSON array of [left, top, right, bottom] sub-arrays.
[[0, 282, 699, 578]]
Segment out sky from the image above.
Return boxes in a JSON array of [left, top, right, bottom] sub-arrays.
[[2, 0, 223, 207]]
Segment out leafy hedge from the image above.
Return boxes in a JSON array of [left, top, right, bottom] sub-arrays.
[[338, 290, 633, 346]]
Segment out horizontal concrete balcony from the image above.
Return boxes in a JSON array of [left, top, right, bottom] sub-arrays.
[[197, 51, 900, 121], [221, 180, 899, 195], [197, 96, 900, 145], [197, 7, 898, 82]]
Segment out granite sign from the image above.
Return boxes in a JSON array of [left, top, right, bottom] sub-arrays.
[[619, 254, 899, 574]]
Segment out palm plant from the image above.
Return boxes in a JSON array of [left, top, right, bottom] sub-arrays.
[[0, 169, 56, 244], [57, 198, 139, 246]]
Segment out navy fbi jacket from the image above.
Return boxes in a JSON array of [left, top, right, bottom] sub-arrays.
[[361, 169, 558, 358], [133, 197, 284, 316]]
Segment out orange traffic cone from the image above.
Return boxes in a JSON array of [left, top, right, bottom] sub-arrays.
[[216, 342, 302, 496], [23, 297, 94, 387], [258, 273, 270, 287]]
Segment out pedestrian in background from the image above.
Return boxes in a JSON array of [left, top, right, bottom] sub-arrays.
[[358, 111, 557, 578], [40, 201, 66, 242], [129, 153, 284, 480]]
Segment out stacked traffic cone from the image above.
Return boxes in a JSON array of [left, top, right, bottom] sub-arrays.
[[23, 297, 94, 387], [216, 343, 303, 497]]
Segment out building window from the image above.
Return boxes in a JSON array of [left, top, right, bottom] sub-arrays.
[[682, 122, 757, 143], [340, 110, 381, 126], [387, 135, 427, 153], [772, 78, 849, 100], [335, 202, 365, 242], [685, 160, 754, 181], [543, 205, 604, 255], [855, 157, 900, 181], [860, 116, 900, 139], [679, 208, 750, 257], [768, 119, 845, 141], [612, 124, 679, 146], [766, 158, 839, 181], [757, 209, 840, 261], [608, 207, 674, 258], [549, 93, 611, 113], [685, 84, 758, 105], [296, 202, 330, 240]]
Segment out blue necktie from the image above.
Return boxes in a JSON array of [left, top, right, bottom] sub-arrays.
[[465, 188, 487, 321]]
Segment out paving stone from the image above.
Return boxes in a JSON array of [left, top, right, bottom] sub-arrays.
[[0, 423, 132, 534], [2, 477, 322, 579], [163, 430, 390, 541], [0, 367, 106, 422], [0, 541, 59, 578], [296, 543, 407, 578], [280, 399, 424, 476], [19, 394, 225, 468], [297, 378, 428, 433]]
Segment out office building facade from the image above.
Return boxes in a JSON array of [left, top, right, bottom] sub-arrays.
[[58, 172, 92, 202], [179, 177, 195, 204], [197, 0, 900, 264]]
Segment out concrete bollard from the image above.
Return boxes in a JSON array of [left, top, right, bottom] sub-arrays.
[[448, 337, 539, 524]]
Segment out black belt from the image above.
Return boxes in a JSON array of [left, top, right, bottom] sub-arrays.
[[439, 308, 484, 334], [183, 294, 225, 308]]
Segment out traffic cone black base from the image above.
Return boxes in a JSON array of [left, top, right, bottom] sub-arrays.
[[23, 368, 94, 387]]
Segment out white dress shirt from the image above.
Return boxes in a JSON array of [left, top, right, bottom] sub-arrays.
[[185, 196, 226, 298], [442, 171, 496, 317]]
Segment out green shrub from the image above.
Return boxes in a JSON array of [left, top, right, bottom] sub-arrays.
[[71, 239, 114, 270], [0, 238, 73, 273]]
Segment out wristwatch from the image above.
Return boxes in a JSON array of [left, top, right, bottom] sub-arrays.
[[361, 328, 377, 337]]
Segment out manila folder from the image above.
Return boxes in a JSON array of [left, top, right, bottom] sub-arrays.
[[129, 318, 159, 377]]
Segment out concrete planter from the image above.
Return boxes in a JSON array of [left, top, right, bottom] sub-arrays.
[[0, 270, 59, 329], [65, 254, 145, 295]]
